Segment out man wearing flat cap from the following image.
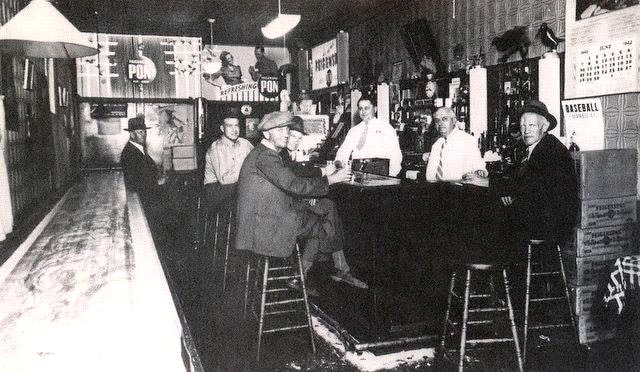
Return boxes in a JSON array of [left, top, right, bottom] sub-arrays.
[[280, 116, 367, 289], [120, 116, 162, 208], [501, 100, 578, 245], [236, 111, 361, 294]]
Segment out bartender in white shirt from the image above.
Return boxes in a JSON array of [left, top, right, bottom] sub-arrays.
[[334, 96, 402, 176], [425, 107, 487, 182]]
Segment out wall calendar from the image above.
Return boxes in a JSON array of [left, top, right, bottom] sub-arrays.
[[565, 0, 640, 98], [572, 37, 636, 96]]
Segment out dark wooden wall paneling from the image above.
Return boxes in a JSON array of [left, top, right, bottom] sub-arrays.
[[1, 0, 80, 242]]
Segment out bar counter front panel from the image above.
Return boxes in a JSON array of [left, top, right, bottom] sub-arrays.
[[0, 172, 194, 372], [324, 178, 511, 342]]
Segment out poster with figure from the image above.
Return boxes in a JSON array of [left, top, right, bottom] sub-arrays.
[[565, 0, 640, 98], [144, 104, 195, 171], [311, 38, 338, 90], [561, 97, 605, 151], [201, 45, 290, 101]]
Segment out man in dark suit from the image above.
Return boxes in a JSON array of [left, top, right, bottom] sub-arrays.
[[120, 116, 162, 208], [501, 100, 578, 245], [236, 111, 365, 294]]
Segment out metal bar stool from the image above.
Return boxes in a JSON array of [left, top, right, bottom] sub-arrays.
[[522, 239, 576, 364], [440, 262, 524, 372], [243, 243, 316, 361], [201, 206, 234, 292]]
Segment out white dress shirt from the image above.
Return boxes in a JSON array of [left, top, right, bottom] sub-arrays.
[[425, 128, 486, 181], [335, 118, 403, 176], [129, 140, 145, 154]]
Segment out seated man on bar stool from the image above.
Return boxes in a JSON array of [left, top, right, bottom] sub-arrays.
[[235, 111, 360, 296], [500, 100, 578, 247], [281, 116, 367, 289], [425, 106, 487, 182], [204, 110, 254, 214]]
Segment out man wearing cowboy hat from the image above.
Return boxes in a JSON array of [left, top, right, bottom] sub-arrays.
[[120, 116, 162, 207], [501, 100, 578, 245], [236, 111, 356, 295]]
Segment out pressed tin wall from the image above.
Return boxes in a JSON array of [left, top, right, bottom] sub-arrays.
[[347, 0, 640, 195]]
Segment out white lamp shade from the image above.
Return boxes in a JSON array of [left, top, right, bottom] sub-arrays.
[[0, 0, 98, 58], [261, 14, 301, 39], [202, 60, 222, 75]]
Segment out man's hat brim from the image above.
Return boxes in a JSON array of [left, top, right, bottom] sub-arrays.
[[517, 100, 557, 131]]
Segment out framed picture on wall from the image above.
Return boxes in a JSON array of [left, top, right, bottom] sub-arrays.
[[245, 117, 260, 139], [391, 61, 404, 83]]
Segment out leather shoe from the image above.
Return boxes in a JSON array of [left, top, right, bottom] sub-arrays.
[[330, 271, 368, 289], [287, 278, 319, 297]]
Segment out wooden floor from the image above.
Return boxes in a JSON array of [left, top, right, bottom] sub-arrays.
[[159, 216, 640, 372], [2, 172, 640, 371]]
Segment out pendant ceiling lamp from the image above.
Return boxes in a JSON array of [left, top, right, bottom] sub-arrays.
[[202, 18, 221, 75], [261, 0, 301, 39], [0, 0, 98, 58]]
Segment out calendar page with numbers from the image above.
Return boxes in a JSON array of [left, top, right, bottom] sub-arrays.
[[565, 0, 640, 98]]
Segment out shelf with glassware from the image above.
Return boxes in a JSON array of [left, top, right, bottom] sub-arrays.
[[395, 71, 471, 175], [482, 58, 539, 177]]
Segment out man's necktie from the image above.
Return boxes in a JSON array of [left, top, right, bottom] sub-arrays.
[[356, 123, 369, 151], [436, 139, 446, 180]]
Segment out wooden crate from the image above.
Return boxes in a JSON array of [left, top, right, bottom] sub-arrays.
[[577, 311, 619, 344], [564, 223, 637, 257], [563, 252, 621, 286], [577, 196, 637, 229], [572, 149, 637, 200]]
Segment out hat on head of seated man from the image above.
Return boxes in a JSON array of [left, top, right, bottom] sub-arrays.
[[517, 100, 557, 131], [258, 111, 296, 131]]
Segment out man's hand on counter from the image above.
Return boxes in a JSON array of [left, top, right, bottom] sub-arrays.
[[326, 166, 352, 185], [321, 162, 337, 177]]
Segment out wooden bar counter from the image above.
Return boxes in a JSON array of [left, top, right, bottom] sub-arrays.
[[315, 175, 512, 350], [0, 171, 200, 372], [332, 176, 508, 289]]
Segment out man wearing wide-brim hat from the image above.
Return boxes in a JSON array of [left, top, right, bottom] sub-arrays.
[[235, 111, 361, 295], [120, 116, 162, 207], [500, 100, 578, 246]]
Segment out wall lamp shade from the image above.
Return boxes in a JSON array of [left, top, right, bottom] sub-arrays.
[[0, 0, 98, 58], [261, 14, 301, 39]]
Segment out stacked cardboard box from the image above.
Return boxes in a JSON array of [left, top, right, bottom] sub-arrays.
[[564, 149, 638, 344]]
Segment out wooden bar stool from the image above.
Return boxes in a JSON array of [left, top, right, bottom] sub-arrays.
[[522, 239, 576, 363], [440, 261, 523, 372], [243, 244, 316, 361], [201, 206, 234, 292]]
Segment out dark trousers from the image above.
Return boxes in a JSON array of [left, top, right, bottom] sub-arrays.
[[295, 198, 347, 270]]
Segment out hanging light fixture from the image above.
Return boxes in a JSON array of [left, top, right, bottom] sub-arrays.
[[261, 0, 301, 39], [0, 0, 98, 58], [202, 18, 221, 75]]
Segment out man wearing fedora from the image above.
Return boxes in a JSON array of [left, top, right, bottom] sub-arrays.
[[501, 100, 578, 245], [120, 116, 162, 208], [236, 111, 363, 295]]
